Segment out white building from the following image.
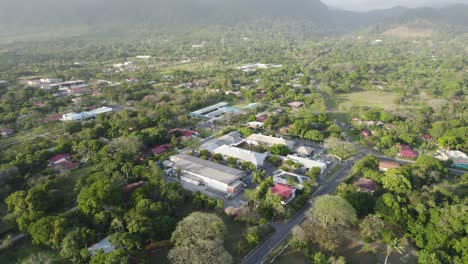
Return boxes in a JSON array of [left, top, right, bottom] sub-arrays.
[[200, 131, 244, 153], [170, 154, 244, 194], [435, 150, 468, 165], [246, 134, 295, 149], [286, 155, 327, 173], [62, 107, 113, 121], [213, 145, 268, 168]]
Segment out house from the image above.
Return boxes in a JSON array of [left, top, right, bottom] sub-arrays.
[[225, 91, 242, 97], [152, 143, 172, 155], [247, 121, 264, 129], [246, 134, 295, 149], [288, 101, 304, 108], [189, 102, 239, 120], [273, 171, 310, 190], [294, 146, 314, 156], [361, 130, 371, 138], [354, 178, 377, 194], [256, 114, 267, 122], [286, 155, 327, 173], [169, 154, 245, 195], [123, 181, 145, 194], [49, 153, 72, 165], [200, 131, 244, 153], [270, 183, 296, 205], [168, 128, 198, 141], [0, 127, 15, 137], [399, 145, 419, 159], [213, 145, 268, 168], [379, 161, 400, 172]]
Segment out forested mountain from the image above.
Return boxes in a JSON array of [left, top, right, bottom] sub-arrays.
[[0, 0, 467, 38]]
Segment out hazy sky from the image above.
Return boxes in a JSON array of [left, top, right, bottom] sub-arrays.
[[322, 0, 468, 11]]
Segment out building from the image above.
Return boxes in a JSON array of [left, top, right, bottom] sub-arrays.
[[168, 128, 198, 141], [0, 127, 15, 137], [189, 102, 229, 118], [88, 237, 115, 255], [62, 107, 113, 121], [247, 121, 264, 129], [399, 145, 419, 159], [200, 131, 244, 152], [213, 145, 268, 168], [271, 183, 296, 205], [286, 155, 327, 173], [288, 101, 304, 108], [246, 134, 295, 149], [379, 161, 400, 172], [354, 178, 377, 194], [47, 80, 86, 90], [435, 150, 468, 169], [294, 146, 314, 156], [152, 143, 172, 155], [169, 154, 244, 194], [361, 130, 371, 138], [273, 171, 310, 190], [49, 153, 72, 165]]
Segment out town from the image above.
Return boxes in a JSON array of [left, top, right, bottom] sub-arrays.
[[0, 1, 467, 264]]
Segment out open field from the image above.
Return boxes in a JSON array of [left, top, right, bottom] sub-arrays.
[[333, 91, 399, 111]]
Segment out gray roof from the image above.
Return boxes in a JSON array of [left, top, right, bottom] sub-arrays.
[[170, 154, 244, 185], [200, 131, 244, 152]]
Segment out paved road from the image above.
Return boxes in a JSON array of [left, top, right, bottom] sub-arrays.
[[240, 162, 353, 264]]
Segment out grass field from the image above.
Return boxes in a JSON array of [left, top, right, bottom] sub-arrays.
[[334, 91, 399, 111]]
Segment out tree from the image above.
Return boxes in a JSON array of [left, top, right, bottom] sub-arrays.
[[381, 168, 412, 194], [306, 167, 321, 180], [304, 130, 324, 142], [185, 137, 201, 155], [384, 238, 404, 264], [20, 253, 53, 264], [169, 212, 232, 264], [324, 138, 357, 160], [269, 144, 290, 156], [252, 170, 266, 184], [359, 214, 385, 241], [28, 216, 68, 249], [60, 227, 95, 261], [77, 179, 123, 216], [309, 195, 357, 227]]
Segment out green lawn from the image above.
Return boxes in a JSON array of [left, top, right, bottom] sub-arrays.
[[0, 240, 65, 264], [334, 91, 399, 111]]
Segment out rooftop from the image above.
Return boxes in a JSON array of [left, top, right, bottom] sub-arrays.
[[271, 183, 295, 200], [200, 131, 243, 152], [170, 154, 245, 185], [354, 178, 377, 192], [213, 145, 268, 167], [246, 133, 295, 149]]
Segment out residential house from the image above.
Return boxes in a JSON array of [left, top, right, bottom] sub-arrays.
[[152, 143, 172, 155], [247, 121, 264, 129], [361, 130, 371, 138], [399, 145, 419, 159], [270, 183, 296, 205], [168, 128, 198, 141], [213, 145, 268, 168], [169, 154, 245, 195], [354, 178, 377, 194], [88, 237, 115, 255], [288, 101, 304, 108], [286, 155, 327, 173], [246, 134, 295, 149], [0, 127, 15, 137], [379, 161, 400, 172], [49, 153, 72, 165], [435, 150, 468, 169]]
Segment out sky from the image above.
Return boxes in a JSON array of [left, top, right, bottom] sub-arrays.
[[321, 0, 468, 11]]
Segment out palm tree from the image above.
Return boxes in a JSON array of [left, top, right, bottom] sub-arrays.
[[384, 238, 404, 264]]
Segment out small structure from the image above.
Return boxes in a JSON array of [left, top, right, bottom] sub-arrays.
[[213, 145, 268, 168], [123, 181, 145, 194], [246, 134, 295, 149], [169, 154, 244, 195], [361, 130, 371, 138], [247, 121, 264, 129], [273, 171, 310, 190], [49, 153, 78, 171], [288, 101, 304, 108], [49, 153, 72, 165], [294, 146, 314, 156], [0, 127, 15, 137], [354, 178, 377, 194], [286, 155, 327, 173], [270, 183, 296, 205], [168, 128, 198, 141], [379, 161, 400, 172], [256, 114, 267, 122], [399, 145, 419, 159], [151, 143, 172, 155]]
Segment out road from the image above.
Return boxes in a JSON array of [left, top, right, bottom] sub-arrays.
[[240, 162, 353, 264]]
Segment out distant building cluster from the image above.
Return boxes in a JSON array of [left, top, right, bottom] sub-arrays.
[[62, 106, 113, 121]]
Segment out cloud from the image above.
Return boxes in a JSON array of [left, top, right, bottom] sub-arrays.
[[321, 0, 468, 11]]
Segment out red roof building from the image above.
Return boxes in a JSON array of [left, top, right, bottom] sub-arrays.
[[53, 160, 79, 171], [354, 178, 377, 193], [152, 143, 172, 155], [168, 129, 198, 140], [256, 114, 267, 122], [123, 181, 145, 194], [399, 145, 419, 159], [270, 183, 296, 205], [49, 153, 72, 165], [361, 130, 371, 138]]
